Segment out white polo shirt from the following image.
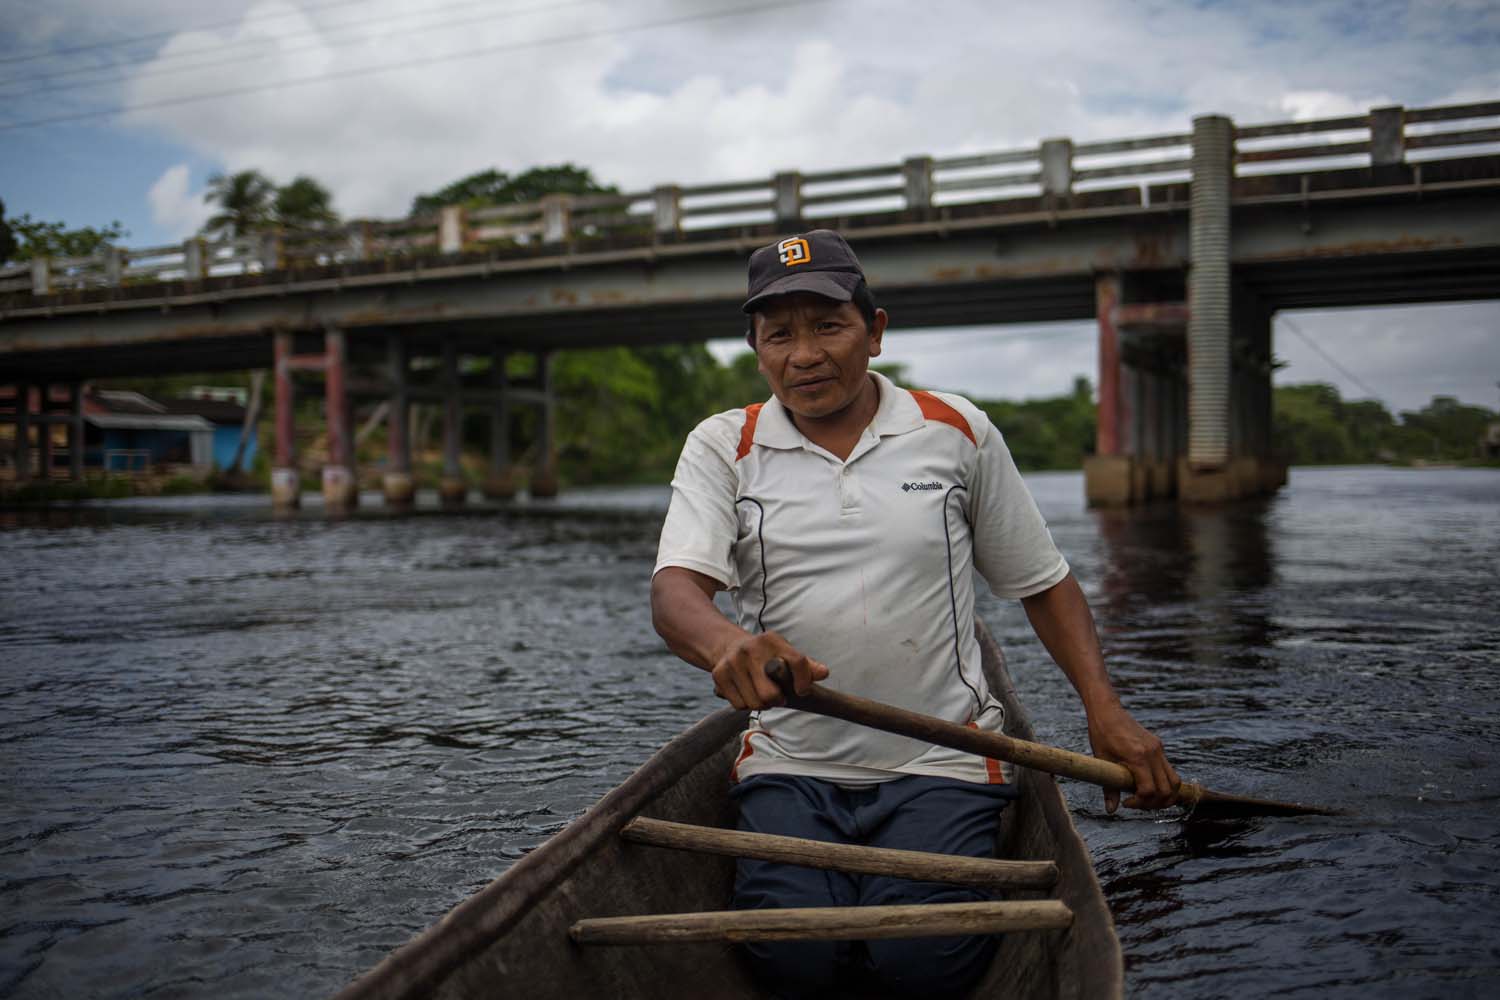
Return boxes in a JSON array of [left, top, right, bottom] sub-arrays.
[[653, 371, 1069, 786]]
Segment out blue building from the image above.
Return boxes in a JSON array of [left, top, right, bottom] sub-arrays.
[[85, 390, 257, 473]]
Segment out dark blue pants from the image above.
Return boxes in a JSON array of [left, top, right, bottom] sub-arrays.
[[730, 773, 1020, 999]]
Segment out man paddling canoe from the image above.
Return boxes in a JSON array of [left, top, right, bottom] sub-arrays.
[[651, 229, 1179, 997]]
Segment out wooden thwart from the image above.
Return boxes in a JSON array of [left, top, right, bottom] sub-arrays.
[[571, 900, 1073, 945], [621, 817, 1058, 890]]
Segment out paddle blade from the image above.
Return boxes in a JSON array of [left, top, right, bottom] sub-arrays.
[[1185, 787, 1346, 819]]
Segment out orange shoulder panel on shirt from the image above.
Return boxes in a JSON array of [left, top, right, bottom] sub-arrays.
[[909, 390, 977, 446], [735, 402, 765, 461]]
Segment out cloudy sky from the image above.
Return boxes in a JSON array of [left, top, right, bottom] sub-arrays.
[[2, 0, 1497, 412]]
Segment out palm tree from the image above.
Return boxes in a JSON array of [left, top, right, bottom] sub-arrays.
[[203, 170, 275, 238], [273, 176, 338, 230]]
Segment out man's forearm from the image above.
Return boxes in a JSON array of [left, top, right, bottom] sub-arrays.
[[1019, 573, 1121, 713], [650, 567, 747, 672]]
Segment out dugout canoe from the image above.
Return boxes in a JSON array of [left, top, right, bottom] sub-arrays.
[[335, 621, 1124, 999]]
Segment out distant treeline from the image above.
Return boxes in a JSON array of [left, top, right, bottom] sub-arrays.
[[100, 350, 1495, 487], [1274, 383, 1497, 466]]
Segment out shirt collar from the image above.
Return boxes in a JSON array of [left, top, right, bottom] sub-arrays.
[[753, 370, 926, 451]]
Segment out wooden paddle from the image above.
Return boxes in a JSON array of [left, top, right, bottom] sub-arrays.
[[763, 661, 1341, 818]]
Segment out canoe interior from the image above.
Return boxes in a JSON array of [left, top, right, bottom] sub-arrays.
[[338, 622, 1122, 1000]]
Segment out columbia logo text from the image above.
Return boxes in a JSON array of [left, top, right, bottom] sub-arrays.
[[901, 481, 943, 492]]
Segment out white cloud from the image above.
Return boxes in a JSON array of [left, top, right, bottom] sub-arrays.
[[1278, 90, 1395, 121], [90, 0, 1497, 220], [1275, 303, 1500, 413], [146, 162, 211, 239]]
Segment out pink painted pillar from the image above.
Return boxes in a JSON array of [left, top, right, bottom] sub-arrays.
[[1095, 274, 1124, 458]]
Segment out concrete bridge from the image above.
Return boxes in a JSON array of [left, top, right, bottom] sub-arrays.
[[2, 99, 1497, 508]]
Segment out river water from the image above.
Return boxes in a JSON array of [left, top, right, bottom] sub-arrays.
[[1, 467, 1497, 998]]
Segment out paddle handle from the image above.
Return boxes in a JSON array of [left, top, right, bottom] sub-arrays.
[[764, 659, 1205, 808]]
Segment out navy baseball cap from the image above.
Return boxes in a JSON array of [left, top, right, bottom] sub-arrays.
[[741, 229, 867, 313]]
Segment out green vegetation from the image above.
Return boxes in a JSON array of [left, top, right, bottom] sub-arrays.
[[203, 170, 340, 237], [1274, 383, 1498, 465], [977, 377, 1097, 471], [0, 198, 17, 262], [410, 164, 614, 215], [2, 477, 133, 505], [1, 208, 127, 263], [272, 176, 338, 230]]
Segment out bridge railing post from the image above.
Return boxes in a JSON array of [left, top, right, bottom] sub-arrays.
[[541, 195, 573, 245], [104, 247, 124, 287], [902, 156, 934, 212], [773, 171, 802, 230], [30, 257, 50, 296], [653, 185, 682, 238], [1040, 139, 1074, 202], [184, 238, 206, 281], [1370, 105, 1406, 167], [347, 222, 370, 262], [439, 205, 466, 255], [259, 231, 282, 274]]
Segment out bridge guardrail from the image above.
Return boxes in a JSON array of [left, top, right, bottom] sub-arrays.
[[7, 99, 1497, 300]]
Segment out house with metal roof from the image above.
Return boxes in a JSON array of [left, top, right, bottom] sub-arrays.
[[84, 389, 257, 473]]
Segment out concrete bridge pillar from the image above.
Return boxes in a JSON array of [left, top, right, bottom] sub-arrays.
[[382, 333, 415, 508], [1084, 276, 1189, 506], [438, 337, 467, 507], [321, 327, 358, 513], [483, 347, 516, 500], [530, 350, 559, 499], [271, 332, 300, 509]]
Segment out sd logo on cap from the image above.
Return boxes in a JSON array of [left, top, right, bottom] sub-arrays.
[[743, 229, 867, 313]]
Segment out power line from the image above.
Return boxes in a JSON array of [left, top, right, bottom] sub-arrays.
[[0, 0, 831, 133], [0, 0, 373, 68], [3, 0, 591, 99], [0, 0, 524, 93], [1278, 314, 1389, 404]]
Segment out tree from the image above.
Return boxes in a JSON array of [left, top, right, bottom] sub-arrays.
[[0, 198, 17, 264], [203, 169, 276, 238], [273, 176, 338, 229], [4, 212, 127, 261], [410, 169, 511, 215], [410, 164, 617, 215], [502, 165, 617, 203]]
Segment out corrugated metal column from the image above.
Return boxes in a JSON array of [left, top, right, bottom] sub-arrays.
[[322, 327, 357, 512], [439, 337, 467, 507], [271, 332, 299, 509], [382, 333, 414, 508], [484, 347, 515, 500], [1188, 114, 1233, 472], [68, 382, 84, 481]]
